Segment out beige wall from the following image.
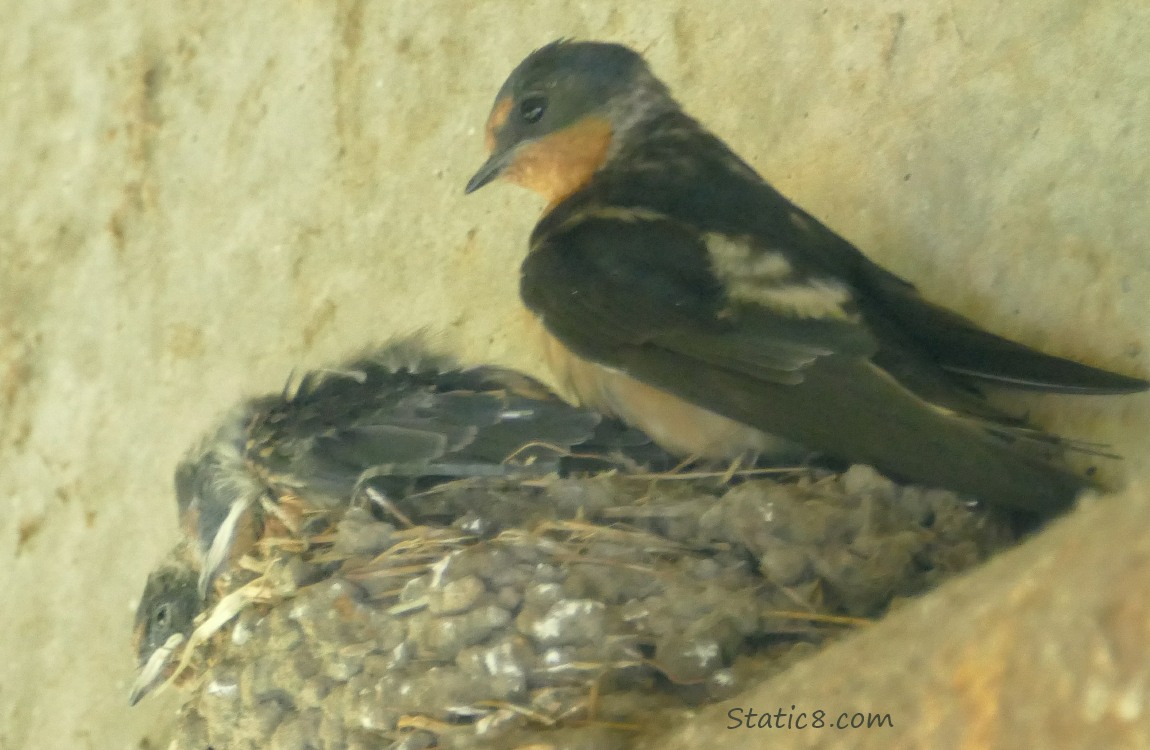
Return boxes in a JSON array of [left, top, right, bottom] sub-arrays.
[[1, 2, 1146, 746]]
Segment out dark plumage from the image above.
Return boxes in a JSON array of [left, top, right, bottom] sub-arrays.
[[467, 40, 1147, 513]]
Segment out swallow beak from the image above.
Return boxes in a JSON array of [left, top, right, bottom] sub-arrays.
[[197, 494, 254, 599], [465, 146, 517, 194], [129, 632, 185, 706]]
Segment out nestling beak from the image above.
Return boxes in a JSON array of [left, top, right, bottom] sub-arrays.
[[128, 632, 185, 706], [465, 146, 518, 194]]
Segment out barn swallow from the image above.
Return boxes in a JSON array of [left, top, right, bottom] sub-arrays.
[[131, 336, 663, 703], [130, 541, 200, 705], [466, 40, 1148, 514]]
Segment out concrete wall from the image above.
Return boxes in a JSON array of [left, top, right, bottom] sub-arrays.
[[1, 2, 1146, 747]]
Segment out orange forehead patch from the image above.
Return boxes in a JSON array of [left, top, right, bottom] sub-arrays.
[[504, 116, 613, 207], [132, 621, 146, 650], [484, 96, 513, 152]]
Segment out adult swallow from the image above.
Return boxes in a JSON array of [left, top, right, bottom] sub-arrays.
[[130, 336, 662, 703], [466, 40, 1147, 513]]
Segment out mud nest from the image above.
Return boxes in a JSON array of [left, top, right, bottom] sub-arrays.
[[163, 465, 1014, 749]]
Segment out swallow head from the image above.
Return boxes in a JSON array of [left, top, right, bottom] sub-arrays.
[[466, 40, 675, 202], [130, 543, 200, 704]]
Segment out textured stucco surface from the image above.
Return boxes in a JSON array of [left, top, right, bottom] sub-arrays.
[[0, 2, 1146, 748]]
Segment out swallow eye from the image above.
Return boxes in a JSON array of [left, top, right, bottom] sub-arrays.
[[154, 603, 170, 629], [519, 95, 547, 124]]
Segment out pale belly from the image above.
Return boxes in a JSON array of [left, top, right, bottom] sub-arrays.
[[534, 322, 797, 461]]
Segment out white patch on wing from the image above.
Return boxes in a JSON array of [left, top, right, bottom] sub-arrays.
[[704, 232, 854, 319], [753, 278, 855, 319], [705, 232, 793, 283]]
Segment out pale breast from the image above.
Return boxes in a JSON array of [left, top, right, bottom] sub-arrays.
[[532, 320, 796, 461]]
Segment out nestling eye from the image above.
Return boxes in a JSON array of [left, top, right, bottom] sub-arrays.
[[154, 603, 170, 628], [519, 95, 547, 124]]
